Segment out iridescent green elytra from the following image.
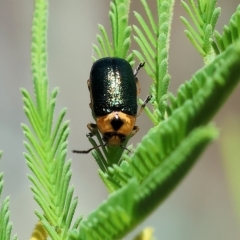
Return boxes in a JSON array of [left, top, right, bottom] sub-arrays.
[[89, 57, 137, 117]]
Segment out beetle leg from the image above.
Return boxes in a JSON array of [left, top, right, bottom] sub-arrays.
[[134, 62, 145, 95], [73, 123, 107, 154], [87, 123, 98, 137], [137, 95, 152, 117], [73, 143, 107, 154], [134, 62, 145, 76], [130, 125, 140, 137]]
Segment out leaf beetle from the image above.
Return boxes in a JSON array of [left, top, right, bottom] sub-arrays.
[[73, 57, 151, 154]]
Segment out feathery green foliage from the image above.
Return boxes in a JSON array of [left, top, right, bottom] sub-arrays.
[[0, 196, 17, 240], [22, 0, 80, 238], [17, 0, 240, 239], [133, 0, 174, 122], [181, 0, 221, 63], [70, 125, 217, 240], [212, 4, 240, 54], [0, 153, 17, 240], [69, 1, 240, 239], [167, 42, 240, 119], [98, 39, 240, 192], [92, 0, 134, 65]]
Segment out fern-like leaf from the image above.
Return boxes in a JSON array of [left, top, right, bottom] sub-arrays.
[[133, 0, 174, 122], [0, 153, 18, 240], [181, 0, 221, 63], [70, 40, 240, 240], [167, 40, 240, 119], [212, 4, 240, 54], [22, 0, 78, 238], [100, 39, 240, 191], [92, 0, 133, 64], [69, 124, 217, 240]]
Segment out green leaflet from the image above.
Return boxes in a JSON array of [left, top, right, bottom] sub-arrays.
[[133, 0, 174, 120], [181, 0, 221, 63], [70, 34, 240, 240], [167, 39, 240, 120], [0, 153, 17, 240], [23, 1, 240, 239], [100, 39, 240, 190], [132, 125, 217, 228], [0, 197, 15, 240], [22, 0, 79, 238], [70, 125, 217, 240], [213, 4, 240, 53], [93, 0, 133, 64], [77, 180, 137, 240]]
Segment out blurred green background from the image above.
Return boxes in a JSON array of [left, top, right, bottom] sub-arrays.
[[0, 1, 239, 239]]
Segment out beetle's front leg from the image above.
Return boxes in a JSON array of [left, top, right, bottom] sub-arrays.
[[137, 95, 152, 117], [134, 62, 145, 77], [130, 126, 140, 138], [86, 123, 98, 137], [73, 123, 106, 154], [134, 62, 145, 95]]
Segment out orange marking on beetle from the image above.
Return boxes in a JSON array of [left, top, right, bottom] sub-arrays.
[[96, 111, 136, 145]]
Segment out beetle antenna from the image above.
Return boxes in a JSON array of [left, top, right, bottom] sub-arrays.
[[134, 62, 145, 76], [73, 143, 107, 154], [137, 94, 152, 117]]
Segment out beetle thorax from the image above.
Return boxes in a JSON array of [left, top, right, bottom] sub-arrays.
[[96, 111, 136, 145]]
